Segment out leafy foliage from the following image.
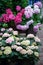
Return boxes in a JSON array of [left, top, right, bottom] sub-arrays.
[[0, 28, 40, 63], [0, 0, 28, 15]]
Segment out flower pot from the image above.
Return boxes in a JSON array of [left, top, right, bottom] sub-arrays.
[[0, 59, 35, 65], [14, 59, 35, 65]]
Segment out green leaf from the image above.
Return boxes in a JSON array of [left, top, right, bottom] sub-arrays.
[[2, 23, 8, 28]]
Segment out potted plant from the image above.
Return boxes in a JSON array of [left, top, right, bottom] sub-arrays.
[[0, 28, 40, 65], [0, 1, 42, 35]]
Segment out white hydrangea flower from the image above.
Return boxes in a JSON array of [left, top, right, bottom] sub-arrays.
[[2, 33, 10, 37], [4, 49, 12, 55], [26, 46, 38, 50], [5, 46, 11, 50], [1, 47, 5, 50], [35, 46, 39, 49], [34, 36, 40, 42], [7, 28, 13, 32], [26, 46, 35, 50], [27, 34, 34, 38], [4, 46, 12, 55], [27, 49, 33, 55], [34, 52, 39, 57], [16, 46, 23, 52], [25, 6, 31, 10], [0, 38, 2, 40], [16, 42, 21, 45], [30, 46, 36, 50], [32, 42, 37, 46], [16, 37, 20, 41], [21, 40, 30, 46], [11, 45, 18, 49], [26, 46, 30, 50], [20, 38, 23, 40], [20, 49, 27, 54], [13, 31, 18, 35], [1, 28, 5, 31]]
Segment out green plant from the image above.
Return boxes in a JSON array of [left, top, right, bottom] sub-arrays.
[[0, 0, 28, 15], [0, 28, 40, 64]]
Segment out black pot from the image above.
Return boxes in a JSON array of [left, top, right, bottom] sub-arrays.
[[0, 59, 35, 65], [15, 60, 35, 65]]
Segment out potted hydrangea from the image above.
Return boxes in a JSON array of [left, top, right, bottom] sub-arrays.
[[0, 1, 42, 35], [0, 28, 40, 65]]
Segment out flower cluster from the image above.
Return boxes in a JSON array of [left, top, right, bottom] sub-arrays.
[[24, 6, 33, 18], [0, 2, 42, 32], [0, 28, 40, 62], [2, 9, 15, 22], [34, 1, 42, 8]]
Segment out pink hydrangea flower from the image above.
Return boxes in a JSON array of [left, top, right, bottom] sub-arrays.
[[14, 15, 22, 24], [6, 9, 15, 21], [2, 33, 10, 37], [6, 8, 13, 15], [34, 2, 42, 8], [17, 12, 22, 17], [2, 14, 9, 22], [21, 9, 25, 15], [6, 37, 14, 44], [9, 14, 15, 20], [16, 5, 21, 11]]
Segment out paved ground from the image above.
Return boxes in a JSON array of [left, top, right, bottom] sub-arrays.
[[36, 1, 43, 64], [36, 24, 43, 65]]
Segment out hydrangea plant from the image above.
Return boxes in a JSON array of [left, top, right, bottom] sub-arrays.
[[0, 0, 28, 15], [0, 28, 40, 64], [0, 1, 42, 33]]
